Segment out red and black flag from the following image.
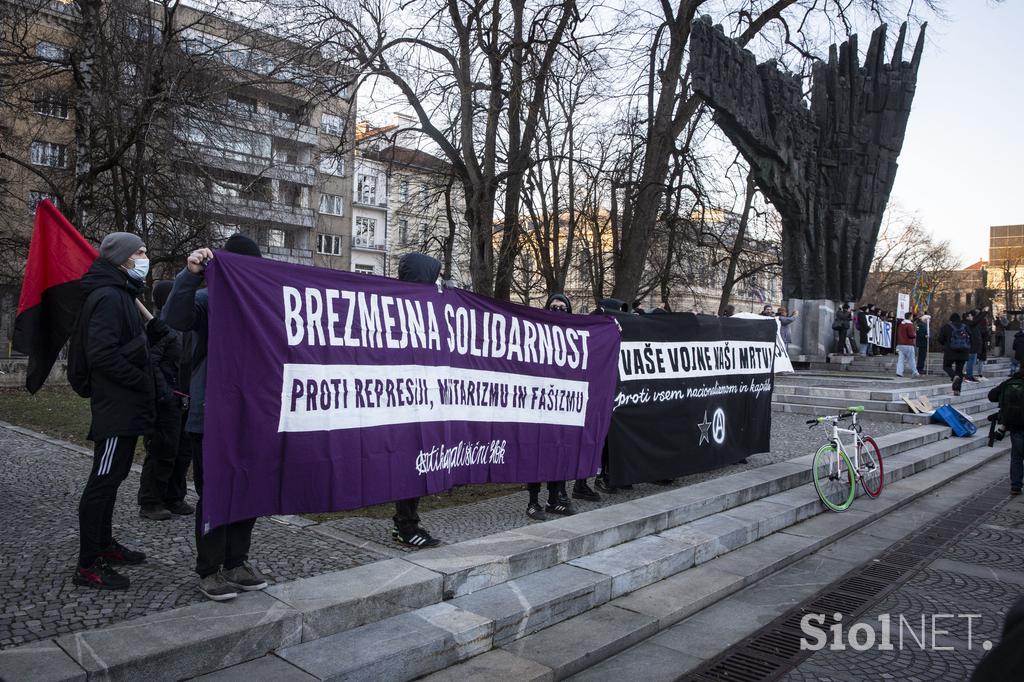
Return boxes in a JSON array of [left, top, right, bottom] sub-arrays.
[[12, 200, 98, 393]]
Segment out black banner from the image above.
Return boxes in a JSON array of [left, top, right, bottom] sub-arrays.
[[606, 313, 776, 485]]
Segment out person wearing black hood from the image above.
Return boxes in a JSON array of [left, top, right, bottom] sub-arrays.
[[137, 280, 192, 521], [164, 234, 269, 601], [72, 232, 154, 590], [391, 253, 444, 548], [525, 294, 578, 520]]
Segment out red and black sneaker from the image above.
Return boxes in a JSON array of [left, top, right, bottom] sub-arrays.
[[98, 539, 146, 565], [73, 558, 129, 590]]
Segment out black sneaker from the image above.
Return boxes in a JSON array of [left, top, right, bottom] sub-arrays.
[[166, 500, 195, 516], [98, 540, 146, 565], [394, 527, 441, 549], [1012, 487, 1022, 496], [139, 505, 172, 521], [572, 480, 600, 501], [527, 502, 546, 521], [74, 558, 129, 590], [595, 476, 618, 494], [952, 376, 963, 395], [545, 498, 576, 516]]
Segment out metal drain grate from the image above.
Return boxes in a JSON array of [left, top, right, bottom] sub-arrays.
[[680, 480, 1010, 682], [695, 651, 781, 681]]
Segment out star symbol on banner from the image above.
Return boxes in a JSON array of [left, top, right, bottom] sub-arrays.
[[698, 411, 712, 446]]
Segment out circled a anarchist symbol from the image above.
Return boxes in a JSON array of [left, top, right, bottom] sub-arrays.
[[712, 408, 726, 445]]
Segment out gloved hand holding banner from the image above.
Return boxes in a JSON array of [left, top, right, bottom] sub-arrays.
[[201, 252, 620, 531]]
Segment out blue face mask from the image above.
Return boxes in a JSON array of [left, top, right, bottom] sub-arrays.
[[127, 258, 149, 281]]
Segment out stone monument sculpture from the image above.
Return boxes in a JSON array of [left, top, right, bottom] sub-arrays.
[[689, 17, 926, 354]]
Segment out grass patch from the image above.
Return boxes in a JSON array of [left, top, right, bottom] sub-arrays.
[[0, 385, 93, 447]]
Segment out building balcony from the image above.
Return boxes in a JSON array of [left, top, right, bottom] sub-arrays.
[[195, 150, 314, 186], [211, 197, 314, 229], [263, 245, 313, 265], [352, 235, 386, 252], [353, 199, 388, 211]]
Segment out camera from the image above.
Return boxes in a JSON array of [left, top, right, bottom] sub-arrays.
[[988, 413, 1007, 447]]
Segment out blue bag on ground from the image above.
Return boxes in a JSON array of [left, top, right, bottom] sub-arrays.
[[931, 404, 978, 437]]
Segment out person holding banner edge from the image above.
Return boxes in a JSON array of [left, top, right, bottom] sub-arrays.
[[390, 253, 445, 548], [526, 293, 579, 520], [164, 235, 269, 601]]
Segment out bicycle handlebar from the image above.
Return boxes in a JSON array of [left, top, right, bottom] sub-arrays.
[[807, 406, 866, 426]]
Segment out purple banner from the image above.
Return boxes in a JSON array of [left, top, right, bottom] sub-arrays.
[[201, 252, 620, 531]]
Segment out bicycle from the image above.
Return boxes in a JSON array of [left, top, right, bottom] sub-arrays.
[[806, 406, 884, 512]]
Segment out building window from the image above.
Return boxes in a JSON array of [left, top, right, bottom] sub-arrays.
[[321, 113, 343, 136], [420, 184, 430, 208], [966, 293, 973, 305], [318, 155, 344, 177], [30, 140, 67, 168], [28, 191, 57, 211], [317, 233, 342, 256], [398, 218, 409, 245], [318, 193, 344, 216], [34, 93, 69, 119], [419, 222, 428, 242], [398, 178, 409, 202], [36, 41, 68, 62], [353, 263, 375, 275], [357, 173, 380, 205], [267, 228, 285, 248], [354, 216, 378, 248]]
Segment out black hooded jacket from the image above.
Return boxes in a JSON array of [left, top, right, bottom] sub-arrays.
[[399, 253, 442, 284], [78, 257, 155, 441]]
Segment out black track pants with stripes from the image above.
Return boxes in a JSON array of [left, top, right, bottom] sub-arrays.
[[78, 435, 138, 567]]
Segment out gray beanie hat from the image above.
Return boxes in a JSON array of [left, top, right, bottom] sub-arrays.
[[99, 232, 144, 265]]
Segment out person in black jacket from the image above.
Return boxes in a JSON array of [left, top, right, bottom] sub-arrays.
[[137, 280, 192, 520], [525, 293, 577, 520], [164, 234, 269, 601], [987, 371, 1024, 495], [965, 310, 983, 382], [832, 304, 852, 355], [73, 232, 155, 591], [939, 312, 970, 395], [970, 595, 1024, 682], [390, 253, 444, 548]]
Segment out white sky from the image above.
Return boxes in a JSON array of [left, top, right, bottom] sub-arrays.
[[889, 0, 1024, 267]]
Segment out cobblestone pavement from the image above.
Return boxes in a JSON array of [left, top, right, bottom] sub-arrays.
[[780, 483, 1024, 681], [0, 411, 912, 649], [0, 424, 385, 650], [324, 412, 913, 550]]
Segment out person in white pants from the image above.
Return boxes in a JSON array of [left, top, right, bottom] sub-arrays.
[[895, 312, 920, 378]]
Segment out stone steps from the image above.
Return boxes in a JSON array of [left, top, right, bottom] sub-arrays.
[[212, 431, 993, 681], [803, 356, 1011, 374], [5, 421, 995, 682], [425, 439, 1007, 681]]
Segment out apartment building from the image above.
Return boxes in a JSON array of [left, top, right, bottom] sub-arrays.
[[0, 0, 356, 341], [354, 121, 468, 283]]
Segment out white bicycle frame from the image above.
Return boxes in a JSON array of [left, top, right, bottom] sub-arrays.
[[821, 413, 868, 476]]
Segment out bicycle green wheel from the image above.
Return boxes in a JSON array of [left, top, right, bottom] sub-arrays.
[[812, 444, 856, 512]]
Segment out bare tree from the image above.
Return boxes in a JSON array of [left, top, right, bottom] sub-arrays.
[[304, 0, 581, 297]]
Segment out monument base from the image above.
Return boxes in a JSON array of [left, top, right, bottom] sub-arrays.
[[787, 298, 837, 357]]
